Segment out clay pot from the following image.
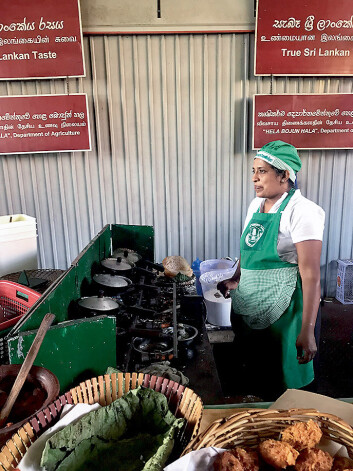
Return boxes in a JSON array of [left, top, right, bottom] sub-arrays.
[[0, 364, 60, 447]]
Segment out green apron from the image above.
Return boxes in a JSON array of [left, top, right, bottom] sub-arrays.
[[231, 189, 313, 391]]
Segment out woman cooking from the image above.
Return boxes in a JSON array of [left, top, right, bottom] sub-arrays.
[[218, 140, 325, 399]]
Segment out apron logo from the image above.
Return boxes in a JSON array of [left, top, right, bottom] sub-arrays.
[[245, 223, 265, 247]]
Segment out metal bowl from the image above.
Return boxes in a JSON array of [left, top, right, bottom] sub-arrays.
[[163, 324, 198, 344], [132, 337, 174, 361]]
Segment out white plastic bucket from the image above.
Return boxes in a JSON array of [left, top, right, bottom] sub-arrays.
[[0, 214, 38, 276], [200, 270, 233, 326], [200, 258, 236, 276]]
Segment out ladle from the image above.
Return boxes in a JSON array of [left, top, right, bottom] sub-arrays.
[[0, 313, 55, 428]]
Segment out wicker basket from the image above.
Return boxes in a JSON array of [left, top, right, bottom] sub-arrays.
[[182, 408, 353, 457], [0, 372, 203, 471]]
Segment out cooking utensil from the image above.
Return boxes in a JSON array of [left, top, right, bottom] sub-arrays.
[[100, 257, 134, 276], [76, 291, 120, 318], [162, 324, 198, 345], [101, 257, 160, 281], [132, 337, 174, 361], [0, 364, 60, 447], [92, 273, 132, 296], [112, 248, 142, 265], [0, 313, 55, 428]]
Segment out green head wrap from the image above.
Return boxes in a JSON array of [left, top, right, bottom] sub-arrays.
[[255, 140, 302, 182]]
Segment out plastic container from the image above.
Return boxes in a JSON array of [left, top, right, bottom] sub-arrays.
[[199, 260, 238, 296], [336, 259, 353, 304], [0, 214, 38, 277], [200, 258, 236, 276], [0, 280, 41, 331], [191, 258, 203, 296], [200, 270, 233, 326]]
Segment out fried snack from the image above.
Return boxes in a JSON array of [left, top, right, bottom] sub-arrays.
[[332, 457, 353, 471], [213, 447, 260, 471], [281, 420, 322, 451], [295, 448, 333, 471], [259, 439, 299, 469], [231, 447, 260, 471], [162, 256, 193, 278], [213, 450, 243, 471]]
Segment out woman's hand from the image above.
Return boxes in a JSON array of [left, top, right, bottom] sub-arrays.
[[216, 257, 241, 298], [296, 328, 317, 364], [217, 279, 239, 298]]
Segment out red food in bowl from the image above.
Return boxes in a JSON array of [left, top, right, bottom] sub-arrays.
[[0, 364, 60, 448]]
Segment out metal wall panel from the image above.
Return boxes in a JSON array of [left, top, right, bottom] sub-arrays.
[[0, 34, 352, 296]]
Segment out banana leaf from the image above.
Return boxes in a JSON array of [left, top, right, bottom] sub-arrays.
[[41, 387, 184, 471]]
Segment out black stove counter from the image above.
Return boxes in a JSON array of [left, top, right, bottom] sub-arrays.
[[116, 293, 225, 405], [177, 293, 224, 404], [6, 224, 225, 400], [181, 320, 225, 405], [118, 322, 225, 405]]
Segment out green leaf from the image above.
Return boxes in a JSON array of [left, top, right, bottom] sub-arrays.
[[41, 387, 184, 471]]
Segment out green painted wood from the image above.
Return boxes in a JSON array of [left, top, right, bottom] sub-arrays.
[[14, 268, 77, 333], [6, 225, 152, 389], [8, 316, 116, 393], [13, 226, 112, 334], [71, 225, 112, 297], [111, 224, 154, 261]]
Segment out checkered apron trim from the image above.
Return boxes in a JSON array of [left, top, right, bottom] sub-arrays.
[[231, 265, 299, 329]]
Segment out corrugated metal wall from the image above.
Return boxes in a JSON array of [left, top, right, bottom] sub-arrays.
[[0, 34, 352, 296]]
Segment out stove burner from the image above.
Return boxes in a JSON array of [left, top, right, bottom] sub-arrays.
[[106, 266, 204, 371], [132, 337, 174, 362], [162, 324, 198, 343], [155, 274, 196, 290]]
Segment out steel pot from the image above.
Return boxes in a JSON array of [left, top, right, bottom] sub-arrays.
[[76, 291, 120, 318], [100, 257, 134, 277], [112, 248, 142, 265], [92, 273, 132, 296]]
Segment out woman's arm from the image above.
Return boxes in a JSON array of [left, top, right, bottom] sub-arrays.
[[295, 240, 322, 364]]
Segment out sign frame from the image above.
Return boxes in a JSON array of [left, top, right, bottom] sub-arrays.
[[0, 0, 85, 80], [255, 0, 353, 76], [0, 93, 91, 155], [253, 93, 353, 150]]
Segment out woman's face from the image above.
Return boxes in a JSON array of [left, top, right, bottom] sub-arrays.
[[252, 158, 288, 200]]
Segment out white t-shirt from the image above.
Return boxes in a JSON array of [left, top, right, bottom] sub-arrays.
[[243, 189, 325, 264]]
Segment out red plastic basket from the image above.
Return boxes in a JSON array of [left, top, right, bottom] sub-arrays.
[[0, 280, 41, 331]]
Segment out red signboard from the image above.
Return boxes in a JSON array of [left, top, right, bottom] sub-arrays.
[[0, 94, 90, 154], [253, 94, 353, 149], [0, 0, 84, 79], [255, 0, 353, 75]]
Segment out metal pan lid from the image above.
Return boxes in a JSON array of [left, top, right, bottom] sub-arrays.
[[101, 257, 134, 272], [93, 273, 132, 288], [112, 248, 142, 264], [77, 294, 119, 311]]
